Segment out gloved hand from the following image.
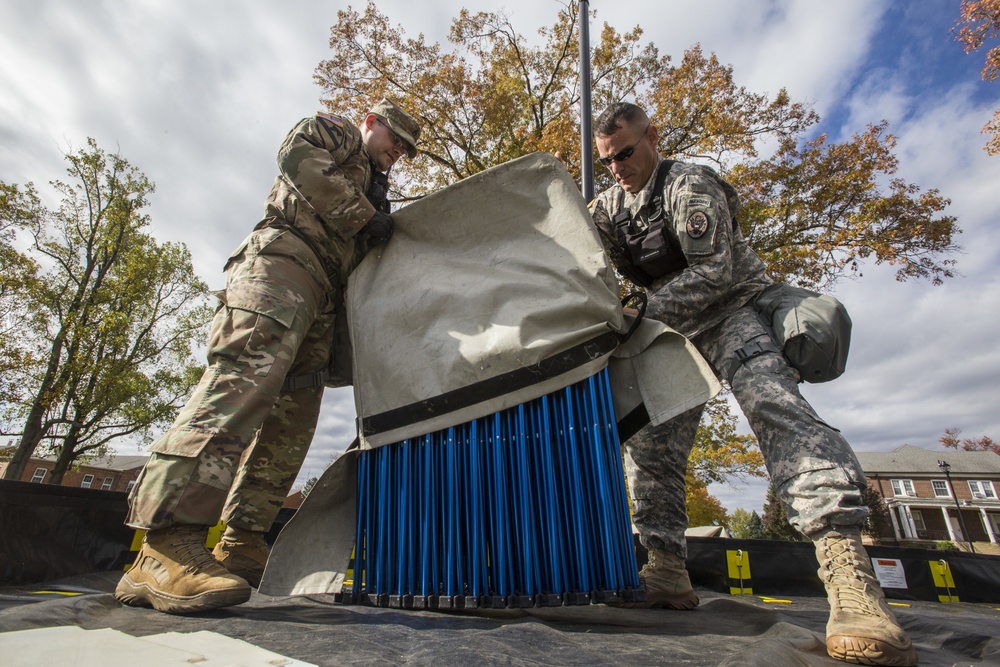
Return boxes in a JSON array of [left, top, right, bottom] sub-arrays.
[[360, 211, 394, 249]]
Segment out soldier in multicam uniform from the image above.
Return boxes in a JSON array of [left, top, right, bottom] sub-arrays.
[[589, 102, 916, 667], [115, 98, 421, 615]]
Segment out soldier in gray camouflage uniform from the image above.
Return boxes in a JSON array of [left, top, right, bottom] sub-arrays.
[[590, 102, 916, 667], [115, 98, 421, 615]]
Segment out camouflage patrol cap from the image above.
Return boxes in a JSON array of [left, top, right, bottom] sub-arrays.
[[370, 97, 421, 158]]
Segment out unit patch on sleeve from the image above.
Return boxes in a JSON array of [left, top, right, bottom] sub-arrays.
[[675, 190, 717, 256], [686, 211, 709, 239]]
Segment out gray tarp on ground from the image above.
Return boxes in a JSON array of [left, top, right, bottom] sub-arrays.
[[260, 153, 719, 597], [2, 573, 998, 666]]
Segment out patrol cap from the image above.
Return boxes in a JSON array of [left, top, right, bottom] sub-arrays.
[[370, 97, 421, 158]]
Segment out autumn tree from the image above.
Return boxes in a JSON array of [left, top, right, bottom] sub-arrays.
[[315, 2, 960, 494], [685, 470, 729, 528], [0, 139, 211, 482], [0, 184, 39, 408], [956, 0, 1000, 154], [689, 396, 766, 484], [939, 426, 1000, 455], [731, 123, 958, 287], [318, 3, 957, 287]]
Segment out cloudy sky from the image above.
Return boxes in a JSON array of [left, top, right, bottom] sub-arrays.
[[2, 1, 999, 515]]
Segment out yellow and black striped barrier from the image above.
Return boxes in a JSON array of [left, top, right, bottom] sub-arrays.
[[726, 549, 753, 595], [929, 558, 959, 603]]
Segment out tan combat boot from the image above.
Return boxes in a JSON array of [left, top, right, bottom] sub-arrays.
[[815, 526, 917, 666], [212, 527, 270, 588], [115, 525, 251, 614], [623, 548, 699, 610]]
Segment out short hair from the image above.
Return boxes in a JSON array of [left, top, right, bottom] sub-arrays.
[[595, 102, 649, 137]]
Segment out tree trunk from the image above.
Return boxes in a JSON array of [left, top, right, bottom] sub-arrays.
[[2, 415, 49, 481], [47, 429, 81, 486], [1, 334, 67, 480]]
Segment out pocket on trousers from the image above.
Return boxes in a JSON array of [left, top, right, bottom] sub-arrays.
[[149, 425, 216, 457]]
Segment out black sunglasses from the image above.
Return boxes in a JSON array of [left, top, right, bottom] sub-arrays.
[[598, 123, 651, 167], [376, 118, 406, 151]]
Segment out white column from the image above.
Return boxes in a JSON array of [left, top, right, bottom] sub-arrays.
[[888, 505, 903, 540], [902, 505, 919, 538], [981, 509, 998, 544], [941, 507, 958, 541], [895, 506, 910, 538]]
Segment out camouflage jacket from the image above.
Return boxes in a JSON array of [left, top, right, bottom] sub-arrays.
[[590, 157, 771, 338], [260, 112, 378, 287]]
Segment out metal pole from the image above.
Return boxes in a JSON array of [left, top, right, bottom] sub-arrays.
[[939, 460, 976, 553], [578, 0, 594, 200]]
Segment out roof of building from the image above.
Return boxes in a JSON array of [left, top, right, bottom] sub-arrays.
[[20, 453, 150, 472], [855, 444, 1000, 476]]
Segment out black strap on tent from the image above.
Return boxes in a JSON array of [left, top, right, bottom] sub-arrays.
[[358, 330, 620, 437]]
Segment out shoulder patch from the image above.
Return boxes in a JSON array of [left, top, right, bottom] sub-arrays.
[[317, 111, 344, 126], [686, 211, 709, 239]]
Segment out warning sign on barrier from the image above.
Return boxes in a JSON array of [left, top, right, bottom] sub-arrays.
[[872, 558, 907, 589]]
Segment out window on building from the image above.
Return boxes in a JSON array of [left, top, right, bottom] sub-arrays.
[[969, 480, 997, 499], [101, 476, 114, 490], [30, 467, 47, 483], [125, 480, 136, 494], [81, 474, 94, 489], [932, 480, 951, 498], [911, 510, 926, 532], [891, 479, 916, 497]]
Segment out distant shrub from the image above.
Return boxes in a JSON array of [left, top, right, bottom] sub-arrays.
[[935, 540, 959, 551]]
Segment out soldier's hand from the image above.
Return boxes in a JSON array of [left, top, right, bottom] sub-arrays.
[[361, 211, 394, 248]]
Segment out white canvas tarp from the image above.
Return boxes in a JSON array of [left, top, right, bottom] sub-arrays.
[[349, 152, 625, 448]]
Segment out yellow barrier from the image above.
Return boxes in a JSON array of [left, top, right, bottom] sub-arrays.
[[929, 559, 959, 603], [727, 549, 752, 595]]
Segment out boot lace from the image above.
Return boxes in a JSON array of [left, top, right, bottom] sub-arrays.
[[821, 535, 882, 617], [169, 532, 221, 574]]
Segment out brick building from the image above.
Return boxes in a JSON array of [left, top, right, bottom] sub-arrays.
[[857, 444, 1000, 546], [0, 453, 148, 494]]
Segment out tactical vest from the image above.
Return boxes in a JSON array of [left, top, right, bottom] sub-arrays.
[[606, 160, 739, 288]]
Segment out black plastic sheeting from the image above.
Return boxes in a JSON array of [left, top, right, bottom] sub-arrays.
[[5, 478, 1000, 606], [0, 480, 296, 586], [2, 571, 999, 666], [0, 480, 135, 585], [686, 537, 1000, 604]]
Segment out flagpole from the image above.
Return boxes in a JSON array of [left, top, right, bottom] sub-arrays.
[[579, 0, 594, 200]]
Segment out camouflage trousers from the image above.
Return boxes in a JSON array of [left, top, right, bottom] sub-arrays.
[[126, 227, 337, 533], [623, 303, 868, 557]]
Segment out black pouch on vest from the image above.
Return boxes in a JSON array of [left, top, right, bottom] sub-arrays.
[[367, 168, 391, 213], [626, 219, 686, 275]]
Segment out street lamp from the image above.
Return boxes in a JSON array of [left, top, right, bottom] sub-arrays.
[[938, 460, 975, 553]]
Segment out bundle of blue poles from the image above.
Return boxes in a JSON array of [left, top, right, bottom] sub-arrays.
[[342, 367, 644, 609]]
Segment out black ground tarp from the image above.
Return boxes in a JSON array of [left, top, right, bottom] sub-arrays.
[[1, 571, 999, 666]]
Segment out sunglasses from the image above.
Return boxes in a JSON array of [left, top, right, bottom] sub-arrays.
[[376, 118, 406, 151], [597, 123, 651, 167]]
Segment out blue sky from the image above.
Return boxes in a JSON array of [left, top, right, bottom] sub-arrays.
[[2, 1, 999, 516]]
